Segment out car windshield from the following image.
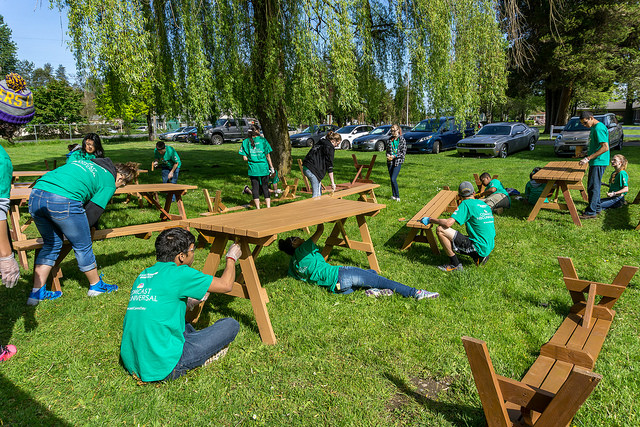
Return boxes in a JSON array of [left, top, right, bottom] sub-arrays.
[[301, 125, 318, 134], [412, 119, 441, 132], [370, 126, 390, 135], [171, 127, 185, 133], [215, 119, 228, 127], [564, 118, 588, 131], [477, 125, 511, 136], [337, 125, 357, 133]]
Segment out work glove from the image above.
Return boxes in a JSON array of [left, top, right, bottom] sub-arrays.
[[420, 217, 431, 226], [226, 243, 242, 262], [0, 253, 20, 288]]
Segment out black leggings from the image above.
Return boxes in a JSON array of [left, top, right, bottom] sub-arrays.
[[250, 175, 270, 199]]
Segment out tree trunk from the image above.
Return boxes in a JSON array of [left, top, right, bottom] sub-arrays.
[[544, 83, 573, 133], [146, 111, 155, 140], [624, 89, 635, 125]]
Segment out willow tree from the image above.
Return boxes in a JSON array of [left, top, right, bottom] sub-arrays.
[[54, 0, 506, 173]]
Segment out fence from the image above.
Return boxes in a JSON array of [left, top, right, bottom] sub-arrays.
[[550, 125, 565, 138], [15, 123, 153, 142]]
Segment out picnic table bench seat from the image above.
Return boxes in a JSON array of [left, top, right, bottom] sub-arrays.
[[401, 188, 459, 252], [463, 257, 637, 426], [324, 182, 379, 204]]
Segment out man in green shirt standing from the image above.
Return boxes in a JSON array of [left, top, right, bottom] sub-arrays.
[[422, 181, 495, 272], [153, 141, 181, 184], [578, 111, 610, 219]]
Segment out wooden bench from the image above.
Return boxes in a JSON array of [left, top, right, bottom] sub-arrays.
[[462, 257, 637, 426], [201, 189, 250, 216], [272, 175, 299, 201], [350, 154, 376, 185], [14, 220, 185, 292], [401, 188, 459, 253]]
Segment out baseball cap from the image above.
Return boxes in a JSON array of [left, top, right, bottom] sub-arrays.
[[458, 181, 475, 197]]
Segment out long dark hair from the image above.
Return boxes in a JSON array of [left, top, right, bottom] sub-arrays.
[[82, 133, 104, 157], [248, 125, 261, 148]]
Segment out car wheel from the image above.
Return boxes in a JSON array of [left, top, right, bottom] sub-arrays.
[[499, 144, 508, 158], [340, 140, 350, 150], [432, 141, 440, 154], [375, 141, 385, 152], [528, 137, 536, 151], [211, 134, 223, 145], [306, 138, 314, 147]]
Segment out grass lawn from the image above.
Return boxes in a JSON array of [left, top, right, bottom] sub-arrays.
[[1, 138, 639, 426]]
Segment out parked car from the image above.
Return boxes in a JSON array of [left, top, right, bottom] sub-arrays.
[[289, 124, 339, 147], [404, 117, 475, 154], [158, 126, 187, 141], [456, 122, 539, 158], [202, 117, 259, 145], [335, 125, 375, 150], [351, 125, 412, 152], [554, 113, 623, 156], [174, 126, 198, 143]]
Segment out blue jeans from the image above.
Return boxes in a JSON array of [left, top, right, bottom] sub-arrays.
[[337, 266, 417, 298], [585, 165, 606, 215], [166, 318, 239, 380], [601, 195, 625, 210], [303, 167, 322, 198], [161, 167, 180, 184], [29, 189, 97, 271], [387, 162, 402, 198]]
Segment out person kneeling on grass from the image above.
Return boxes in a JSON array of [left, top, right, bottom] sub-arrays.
[[120, 228, 241, 382], [422, 181, 495, 272], [278, 224, 438, 300]]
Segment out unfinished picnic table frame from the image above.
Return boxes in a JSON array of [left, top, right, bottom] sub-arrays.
[[114, 183, 197, 221], [297, 155, 377, 194], [182, 197, 386, 345], [527, 161, 588, 226], [401, 187, 459, 253]]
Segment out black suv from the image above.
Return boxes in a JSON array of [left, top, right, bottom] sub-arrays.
[[202, 117, 259, 145]]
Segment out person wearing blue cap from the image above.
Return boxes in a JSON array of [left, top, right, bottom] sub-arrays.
[[421, 181, 495, 272]]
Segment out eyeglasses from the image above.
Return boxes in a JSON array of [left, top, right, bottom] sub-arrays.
[[580, 119, 588, 125]]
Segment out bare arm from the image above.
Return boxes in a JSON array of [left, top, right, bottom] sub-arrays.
[[207, 243, 241, 293], [311, 223, 324, 243], [266, 153, 274, 170], [580, 142, 609, 165], [328, 172, 336, 190], [429, 217, 456, 229]]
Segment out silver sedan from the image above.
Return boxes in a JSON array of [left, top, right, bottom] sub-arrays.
[[456, 122, 539, 158]]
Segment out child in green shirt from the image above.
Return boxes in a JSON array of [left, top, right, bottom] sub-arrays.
[[239, 125, 275, 209], [479, 172, 510, 213], [66, 133, 104, 163], [153, 141, 181, 184], [601, 154, 629, 210]]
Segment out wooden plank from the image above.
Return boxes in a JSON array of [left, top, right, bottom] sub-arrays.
[[521, 356, 556, 388], [580, 317, 612, 367], [461, 337, 510, 427], [537, 359, 574, 395], [582, 283, 596, 328], [563, 278, 626, 299], [496, 375, 554, 412]]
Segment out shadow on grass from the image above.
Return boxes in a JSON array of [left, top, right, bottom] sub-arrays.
[[0, 373, 72, 426], [383, 372, 482, 425], [602, 204, 634, 231]]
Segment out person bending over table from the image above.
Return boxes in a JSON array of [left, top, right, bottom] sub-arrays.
[[578, 111, 609, 219], [422, 181, 495, 272], [278, 224, 438, 300], [120, 228, 241, 382], [26, 159, 137, 305], [478, 172, 510, 213], [66, 132, 104, 163], [0, 72, 36, 361], [153, 141, 181, 184], [302, 131, 341, 198]]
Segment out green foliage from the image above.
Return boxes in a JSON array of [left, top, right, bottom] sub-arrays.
[[32, 79, 84, 124], [0, 15, 18, 74]]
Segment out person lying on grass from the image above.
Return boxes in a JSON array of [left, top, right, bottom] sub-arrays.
[[120, 228, 241, 382], [278, 224, 438, 300], [421, 181, 495, 272], [478, 172, 510, 213]]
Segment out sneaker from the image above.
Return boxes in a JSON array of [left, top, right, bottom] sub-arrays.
[[390, 196, 397, 201], [242, 185, 252, 196], [27, 286, 62, 306], [579, 213, 597, 220], [0, 344, 17, 362], [395, 198, 400, 202], [365, 288, 394, 298], [415, 290, 439, 300], [437, 263, 463, 272], [476, 255, 490, 266], [87, 275, 118, 297], [204, 346, 229, 367]]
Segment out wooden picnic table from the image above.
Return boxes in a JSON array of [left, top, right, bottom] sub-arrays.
[[114, 183, 197, 221], [11, 170, 48, 188], [181, 197, 386, 345], [527, 161, 588, 227]]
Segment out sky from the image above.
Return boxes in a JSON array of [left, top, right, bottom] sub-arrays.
[[1, 0, 77, 76]]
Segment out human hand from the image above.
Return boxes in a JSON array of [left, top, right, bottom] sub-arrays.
[[420, 217, 431, 225], [226, 243, 242, 262], [152, 161, 158, 168], [269, 168, 275, 176], [331, 183, 336, 191], [386, 155, 394, 162], [187, 292, 209, 310], [579, 157, 589, 166], [0, 254, 20, 288], [607, 191, 615, 197], [167, 171, 174, 180]]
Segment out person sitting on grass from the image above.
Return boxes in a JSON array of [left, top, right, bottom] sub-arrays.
[[600, 154, 629, 210], [120, 228, 241, 382], [152, 141, 181, 184], [478, 172, 510, 213], [278, 224, 438, 300], [524, 166, 547, 205], [422, 181, 495, 272]]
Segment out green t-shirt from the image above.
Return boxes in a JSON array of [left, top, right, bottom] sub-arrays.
[[154, 145, 181, 169], [390, 138, 399, 157], [588, 122, 610, 167], [451, 198, 495, 257], [120, 262, 212, 382], [66, 149, 96, 164], [609, 170, 629, 195], [0, 145, 13, 199], [33, 160, 116, 208], [488, 178, 510, 204], [238, 136, 272, 177], [525, 180, 548, 204], [288, 239, 340, 292]]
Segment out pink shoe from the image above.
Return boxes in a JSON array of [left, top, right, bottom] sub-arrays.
[[0, 344, 17, 361]]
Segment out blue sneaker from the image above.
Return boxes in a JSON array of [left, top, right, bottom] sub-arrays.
[[27, 287, 62, 306], [87, 275, 118, 297], [414, 290, 439, 300]]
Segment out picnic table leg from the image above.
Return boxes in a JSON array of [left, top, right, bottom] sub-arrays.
[[425, 228, 440, 255], [174, 191, 188, 220], [400, 229, 419, 250], [237, 238, 276, 345], [559, 182, 582, 226], [527, 181, 556, 222], [187, 235, 228, 324], [9, 202, 29, 269], [356, 214, 380, 273], [50, 245, 73, 293], [320, 221, 343, 260]]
